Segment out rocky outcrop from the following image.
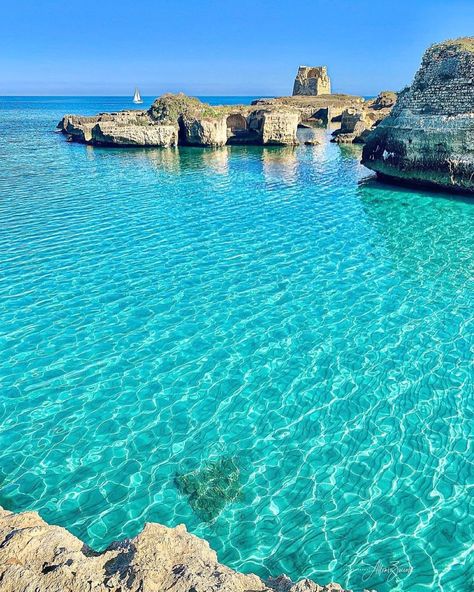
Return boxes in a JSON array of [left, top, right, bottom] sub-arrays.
[[331, 92, 397, 144], [181, 116, 228, 147], [366, 91, 398, 111], [362, 38, 474, 192], [58, 95, 235, 148], [292, 66, 331, 96], [248, 109, 300, 145], [57, 89, 395, 150], [58, 89, 383, 149], [58, 93, 304, 148], [252, 95, 365, 125], [0, 506, 349, 592], [332, 109, 369, 144], [59, 111, 179, 147], [92, 121, 178, 147], [148, 94, 231, 147]]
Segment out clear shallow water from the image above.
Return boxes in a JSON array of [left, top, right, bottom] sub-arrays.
[[0, 97, 473, 592]]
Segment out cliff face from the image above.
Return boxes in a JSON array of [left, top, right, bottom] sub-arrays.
[[292, 66, 331, 96], [60, 110, 179, 147], [248, 109, 301, 145], [362, 38, 474, 193], [0, 506, 348, 592]]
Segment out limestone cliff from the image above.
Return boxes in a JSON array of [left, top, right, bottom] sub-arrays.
[[248, 109, 300, 145], [60, 110, 179, 147], [0, 506, 348, 592], [362, 38, 474, 192], [292, 66, 331, 96]]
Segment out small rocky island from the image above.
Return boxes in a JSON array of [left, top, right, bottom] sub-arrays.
[[58, 91, 393, 148], [362, 37, 474, 193], [59, 94, 301, 147]]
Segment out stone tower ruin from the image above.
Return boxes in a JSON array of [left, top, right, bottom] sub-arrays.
[[292, 66, 331, 96]]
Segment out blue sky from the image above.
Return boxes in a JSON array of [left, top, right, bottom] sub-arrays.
[[1, 0, 473, 96]]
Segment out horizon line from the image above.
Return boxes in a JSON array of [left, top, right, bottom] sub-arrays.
[[1, 94, 273, 98]]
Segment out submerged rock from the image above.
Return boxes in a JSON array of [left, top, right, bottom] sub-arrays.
[[175, 457, 242, 521], [362, 37, 474, 192], [0, 506, 350, 592]]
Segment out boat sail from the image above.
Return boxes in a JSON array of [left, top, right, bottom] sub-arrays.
[[133, 88, 143, 104]]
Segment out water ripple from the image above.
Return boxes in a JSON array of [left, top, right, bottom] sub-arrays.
[[0, 98, 473, 592]]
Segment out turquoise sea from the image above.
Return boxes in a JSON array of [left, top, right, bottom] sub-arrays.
[[0, 96, 472, 591]]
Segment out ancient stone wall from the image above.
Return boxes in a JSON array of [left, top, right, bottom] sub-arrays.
[[393, 40, 474, 116], [292, 66, 331, 96]]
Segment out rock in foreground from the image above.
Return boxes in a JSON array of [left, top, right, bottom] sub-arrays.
[[362, 38, 474, 193], [0, 506, 349, 592]]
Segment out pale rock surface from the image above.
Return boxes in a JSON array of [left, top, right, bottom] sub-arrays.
[[332, 109, 369, 143], [59, 93, 374, 148], [58, 110, 177, 147], [180, 115, 228, 147], [248, 110, 300, 145], [91, 121, 178, 147], [0, 506, 349, 592], [252, 95, 365, 126], [332, 92, 397, 144]]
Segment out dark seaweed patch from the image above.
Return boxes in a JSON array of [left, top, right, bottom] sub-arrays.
[[175, 457, 242, 522]]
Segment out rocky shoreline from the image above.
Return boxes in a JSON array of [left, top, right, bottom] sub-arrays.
[[0, 506, 351, 592]]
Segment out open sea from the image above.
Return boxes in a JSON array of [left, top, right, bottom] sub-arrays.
[[0, 96, 472, 591]]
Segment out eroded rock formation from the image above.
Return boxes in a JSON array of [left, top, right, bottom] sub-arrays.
[[331, 91, 397, 144], [0, 506, 348, 592], [58, 94, 302, 148], [248, 109, 300, 145], [252, 94, 365, 125], [58, 89, 384, 149], [292, 66, 331, 96], [362, 38, 474, 192], [60, 110, 179, 147]]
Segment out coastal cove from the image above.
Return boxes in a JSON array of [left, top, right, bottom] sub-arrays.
[[1, 95, 473, 591]]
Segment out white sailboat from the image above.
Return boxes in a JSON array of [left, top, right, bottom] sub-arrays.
[[133, 87, 143, 104]]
